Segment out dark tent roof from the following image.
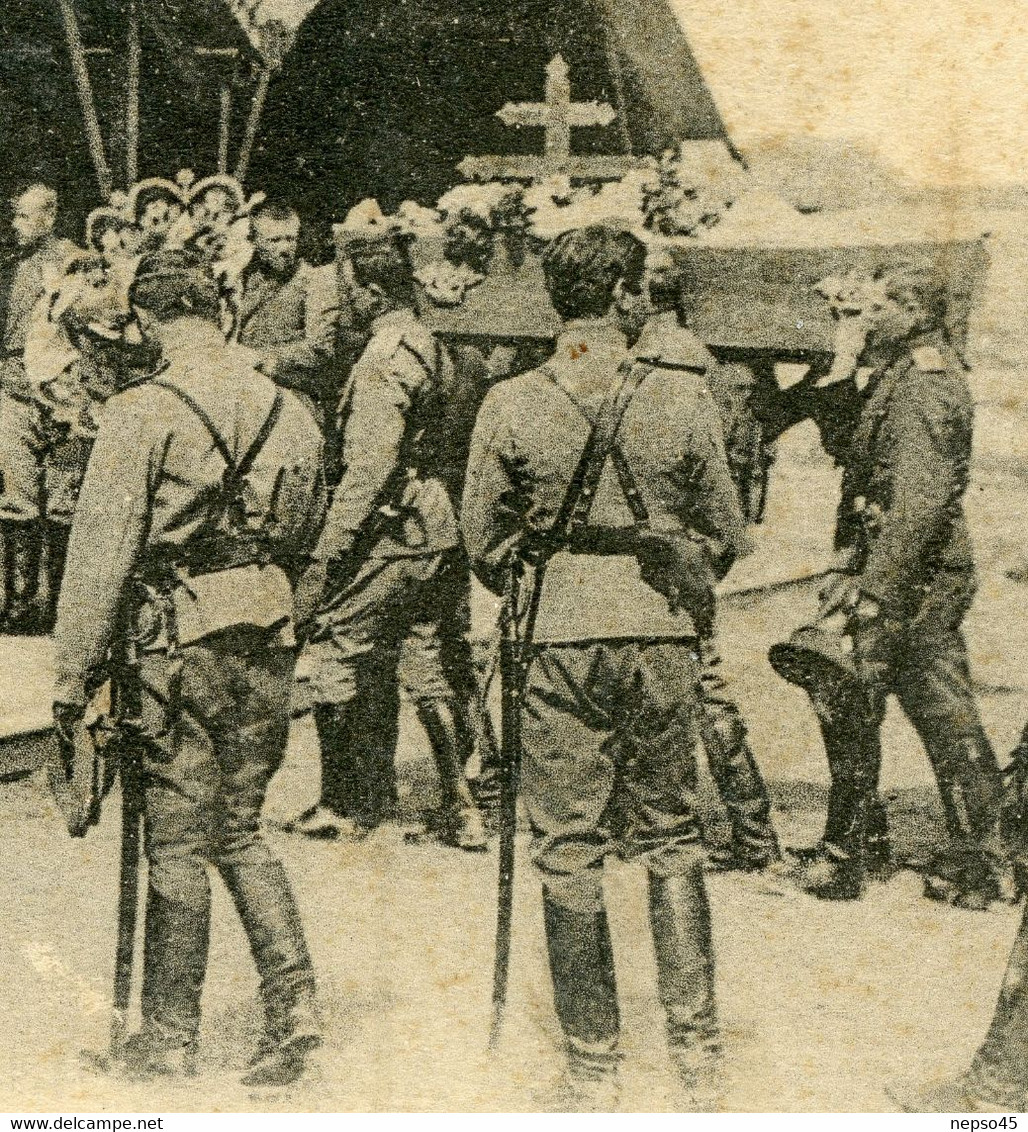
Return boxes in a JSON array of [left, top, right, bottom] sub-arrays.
[[249, 0, 733, 251]]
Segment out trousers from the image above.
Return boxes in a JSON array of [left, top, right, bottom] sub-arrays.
[[0, 391, 89, 523], [303, 548, 463, 822], [136, 628, 315, 1044], [808, 570, 1002, 861], [522, 638, 703, 905]]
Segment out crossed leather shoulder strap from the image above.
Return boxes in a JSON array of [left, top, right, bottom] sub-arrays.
[[151, 379, 284, 478], [539, 359, 654, 548]]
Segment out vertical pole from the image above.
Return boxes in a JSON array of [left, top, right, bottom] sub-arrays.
[[217, 83, 232, 174], [125, 0, 141, 187], [234, 65, 272, 184], [57, 0, 114, 199]]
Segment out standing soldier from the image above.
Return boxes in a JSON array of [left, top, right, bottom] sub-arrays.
[[295, 224, 486, 850], [52, 250, 327, 1085], [0, 184, 77, 633], [773, 264, 1006, 906], [462, 225, 749, 1109], [632, 242, 781, 872], [233, 201, 341, 430]]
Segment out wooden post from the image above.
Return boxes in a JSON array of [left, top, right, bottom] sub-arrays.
[[125, 0, 141, 186], [57, 0, 113, 199], [234, 64, 272, 184]]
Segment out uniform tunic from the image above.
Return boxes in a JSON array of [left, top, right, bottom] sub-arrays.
[[462, 318, 747, 883], [53, 317, 326, 1043], [810, 331, 1002, 859]]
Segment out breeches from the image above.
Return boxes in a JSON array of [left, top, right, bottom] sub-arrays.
[[139, 632, 295, 905], [809, 582, 1000, 851], [0, 391, 90, 523], [303, 549, 459, 708], [522, 638, 703, 904]]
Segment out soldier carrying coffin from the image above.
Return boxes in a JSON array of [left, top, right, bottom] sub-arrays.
[[770, 263, 1009, 908]]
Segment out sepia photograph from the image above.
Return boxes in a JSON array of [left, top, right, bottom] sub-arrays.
[[0, 0, 1027, 1116]]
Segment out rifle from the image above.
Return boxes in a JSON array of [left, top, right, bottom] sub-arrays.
[[107, 637, 145, 1067], [489, 556, 536, 1049], [488, 360, 654, 1048]]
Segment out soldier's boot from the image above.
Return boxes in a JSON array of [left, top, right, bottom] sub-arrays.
[[295, 703, 371, 840], [923, 732, 1009, 910], [39, 520, 70, 634], [865, 795, 893, 879], [647, 864, 721, 1104], [131, 884, 209, 1079], [219, 860, 322, 1087], [416, 699, 487, 851], [542, 888, 621, 1111], [794, 781, 869, 901], [0, 520, 43, 635], [702, 714, 781, 870]]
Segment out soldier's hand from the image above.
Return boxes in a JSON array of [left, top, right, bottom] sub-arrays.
[[52, 701, 86, 779], [635, 530, 715, 633], [848, 599, 893, 688], [817, 572, 854, 616]]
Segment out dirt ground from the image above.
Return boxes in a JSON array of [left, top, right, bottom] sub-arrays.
[[4, 217, 1028, 1113], [1, 561, 1026, 1114]]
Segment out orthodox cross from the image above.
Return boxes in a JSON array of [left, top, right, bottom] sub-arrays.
[[458, 54, 643, 183]]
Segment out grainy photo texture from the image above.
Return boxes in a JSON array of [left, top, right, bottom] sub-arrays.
[[0, 0, 1025, 1115]]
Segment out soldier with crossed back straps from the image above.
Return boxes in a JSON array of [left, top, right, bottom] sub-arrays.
[[52, 249, 327, 1086], [462, 225, 749, 1110]]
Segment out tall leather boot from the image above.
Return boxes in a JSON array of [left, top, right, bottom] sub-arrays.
[[133, 884, 210, 1077], [0, 520, 42, 635], [701, 709, 781, 869], [923, 731, 1007, 909], [416, 699, 487, 851], [40, 521, 70, 634], [219, 860, 322, 1086], [542, 890, 621, 1109], [966, 901, 1028, 1106], [647, 865, 720, 1092], [699, 641, 780, 869]]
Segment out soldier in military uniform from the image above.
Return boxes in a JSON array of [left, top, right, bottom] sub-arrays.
[[295, 226, 486, 851], [632, 243, 781, 872], [233, 201, 341, 431], [462, 226, 749, 1108], [53, 250, 326, 1085], [787, 264, 1005, 905], [0, 184, 78, 632]]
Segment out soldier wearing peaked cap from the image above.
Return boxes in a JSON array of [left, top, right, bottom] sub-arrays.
[[52, 249, 328, 1086], [294, 224, 487, 851], [631, 243, 781, 874], [779, 263, 1008, 907], [462, 225, 749, 1109]]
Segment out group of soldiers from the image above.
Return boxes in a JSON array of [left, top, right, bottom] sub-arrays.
[[4, 174, 1028, 1111]]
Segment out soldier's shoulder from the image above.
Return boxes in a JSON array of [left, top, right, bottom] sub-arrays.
[[635, 322, 713, 372]]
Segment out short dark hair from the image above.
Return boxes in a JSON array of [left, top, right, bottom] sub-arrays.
[[542, 225, 646, 321], [130, 249, 221, 323], [878, 262, 948, 330], [250, 200, 299, 226], [347, 233, 416, 306]]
